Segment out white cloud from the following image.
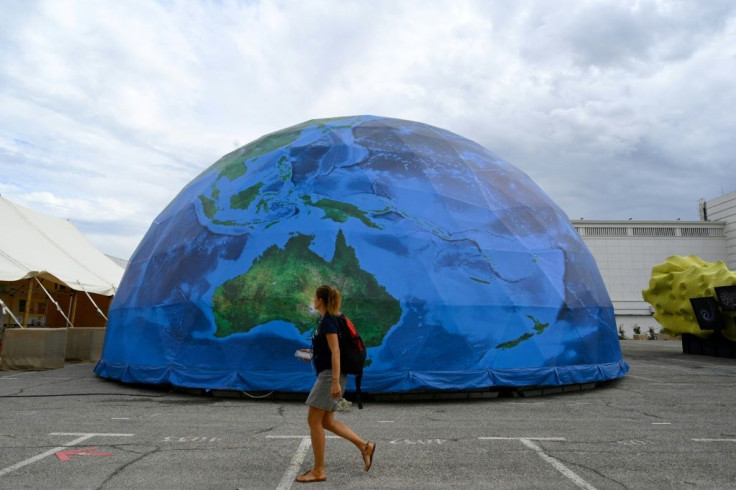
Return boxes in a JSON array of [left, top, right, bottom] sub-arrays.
[[1, 0, 735, 258]]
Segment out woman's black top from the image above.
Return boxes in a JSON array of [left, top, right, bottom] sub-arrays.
[[312, 314, 339, 373]]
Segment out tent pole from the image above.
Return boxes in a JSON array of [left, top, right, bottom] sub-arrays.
[[75, 280, 108, 321], [23, 279, 33, 328], [34, 278, 73, 328], [0, 298, 23, 327], [69, 293, 77, 327]]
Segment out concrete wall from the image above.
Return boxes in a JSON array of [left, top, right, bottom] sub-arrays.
[[0, 326, 105, 370], [0, 328, 68, 370], [65, 327, 106, 362]]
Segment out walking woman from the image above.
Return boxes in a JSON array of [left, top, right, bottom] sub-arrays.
[[296, 285, 376, 483]]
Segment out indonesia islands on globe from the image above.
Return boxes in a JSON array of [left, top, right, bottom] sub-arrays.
[[95, 115, 628, 393]]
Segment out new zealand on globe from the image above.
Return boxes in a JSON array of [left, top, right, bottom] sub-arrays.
[[95, 115, 628, 394]]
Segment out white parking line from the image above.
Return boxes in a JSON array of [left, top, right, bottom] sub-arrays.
[[480, 437, 565, 441], [266, 436, 338, 490], [0, 434, 94, 477], [266, 435, 338, 439], [0, 432, 134, 477], [0, 372, 35, 379], [50, 432, 135, 437], [480, 437, 596, 490], [275, 437, 311, 490], [692, 438, 736, 442]]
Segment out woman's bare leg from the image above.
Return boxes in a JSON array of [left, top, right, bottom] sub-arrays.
[[322, 411, 376, 471], [304, 406, 327, 478], [322, 411, 365, 450]]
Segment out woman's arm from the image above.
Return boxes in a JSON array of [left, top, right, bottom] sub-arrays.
[[326, 333, 341, 399]]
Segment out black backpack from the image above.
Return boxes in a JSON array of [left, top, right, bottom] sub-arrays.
[[337, 313, 367, 409]]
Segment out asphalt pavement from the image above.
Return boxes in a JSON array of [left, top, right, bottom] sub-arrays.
[[1, 340, 735, 489]]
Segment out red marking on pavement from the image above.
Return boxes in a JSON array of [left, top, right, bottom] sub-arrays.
[[55, 447, 113, 461]]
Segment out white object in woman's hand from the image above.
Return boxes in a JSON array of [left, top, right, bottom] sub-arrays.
[[295, 349, 312, 361]]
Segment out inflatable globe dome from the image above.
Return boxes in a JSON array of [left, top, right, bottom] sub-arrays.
[[95, 116, 628, 393]]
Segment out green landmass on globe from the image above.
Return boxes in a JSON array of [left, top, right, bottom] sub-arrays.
[[212, 230, 401, 346], [495, 315, 550, 349], [202, 115, 360, 191], [195, 117, 386, 230], [231, 183, 264, 210], [301, 195, 382, 229]]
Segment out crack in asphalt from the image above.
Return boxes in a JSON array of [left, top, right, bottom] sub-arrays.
[[554, 452, 630, 489], [0, 392, 169, 398], [254, 426, 276, 435], [2, 373, 172, 399], [0, 378, 76, 397], [156, 397, 224, 405], [96, 446, 161, 490]]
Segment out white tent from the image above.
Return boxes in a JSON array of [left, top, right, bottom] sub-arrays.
[[0, 196, 124, 296]]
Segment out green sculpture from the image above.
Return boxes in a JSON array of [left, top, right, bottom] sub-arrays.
[[642, 255, 736, 341]]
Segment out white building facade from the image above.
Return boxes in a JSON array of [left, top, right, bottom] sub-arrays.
[[699, 192, 736, 269], [572, 191, 736, 336]]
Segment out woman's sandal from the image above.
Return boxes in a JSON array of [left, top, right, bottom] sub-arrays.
[[362, 442, 376, 471], [295, 470, 326, 483]]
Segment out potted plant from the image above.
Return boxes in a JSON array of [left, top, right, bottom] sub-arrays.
[[618, 325, 627, 340], [632, 324, 647, 340]]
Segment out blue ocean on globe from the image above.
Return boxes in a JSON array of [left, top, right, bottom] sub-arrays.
[[95, 115, 628, 393]]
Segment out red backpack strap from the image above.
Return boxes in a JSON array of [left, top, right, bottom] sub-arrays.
[[343, 315, 358, 336]]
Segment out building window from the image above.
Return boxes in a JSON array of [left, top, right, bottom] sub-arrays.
[[582, 227, 628, 237], [680, 227, 725, 237], [632, 227, 676, 237]]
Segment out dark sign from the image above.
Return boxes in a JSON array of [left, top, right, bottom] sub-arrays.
[[715, 286, 736, 312], [689, 297, 725, 331]]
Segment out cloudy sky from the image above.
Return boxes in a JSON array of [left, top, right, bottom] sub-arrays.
[[1, 0, 735, 259]]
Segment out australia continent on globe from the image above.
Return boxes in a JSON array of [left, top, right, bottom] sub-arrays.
[[212, 230, 401, 347]]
